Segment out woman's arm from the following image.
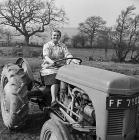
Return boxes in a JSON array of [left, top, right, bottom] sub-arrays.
[[43, 43, 54, 64], [43, 55, 54, 64], [63, 44, 80, 64], [62, 44, 73, 58], [42, 43, 54, 68]]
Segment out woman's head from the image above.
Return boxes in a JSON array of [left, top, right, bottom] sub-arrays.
[[51, 29, 61, 44]]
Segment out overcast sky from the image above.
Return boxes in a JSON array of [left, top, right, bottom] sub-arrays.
[[55, 0, 139, 28], [0, 0, 139, 28]]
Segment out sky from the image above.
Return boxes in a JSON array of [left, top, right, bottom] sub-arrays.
[[55, 0, 139, 28]]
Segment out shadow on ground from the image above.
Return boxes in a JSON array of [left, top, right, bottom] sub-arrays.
[[0, 103, 49, 140]]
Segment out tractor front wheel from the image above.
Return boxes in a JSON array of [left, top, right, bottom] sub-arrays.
[[40, 119, 73, 140]]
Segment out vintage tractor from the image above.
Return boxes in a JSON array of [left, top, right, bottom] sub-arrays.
[[1, 57, 139, 140]]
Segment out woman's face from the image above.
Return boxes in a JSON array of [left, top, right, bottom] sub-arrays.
[[51, 31, 61, 43]]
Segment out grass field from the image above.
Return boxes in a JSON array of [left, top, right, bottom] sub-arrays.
[[0, 47, 138, 76], [0, 47, 139, 140]]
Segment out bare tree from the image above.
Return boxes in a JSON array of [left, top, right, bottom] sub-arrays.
[[111, 5, 138, 62], [0, 26, 12, 45], [4, 29, 12, 45], [78, 16, 106, 48], [71, 34, 87, 48], [97, 27, 112, 59], [61, 33, 70, 44], [129, 15, 139, 61], [0, 0, 66, 45]]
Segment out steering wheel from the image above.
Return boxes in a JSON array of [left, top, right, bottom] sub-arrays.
[[49, 57, 82, 68]]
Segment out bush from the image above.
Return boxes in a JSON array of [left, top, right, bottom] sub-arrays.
[[0, 50, 3, 55], [88, 56, 94, 61], [31, 50, 41, 57], [12, 46, 23, 56], [111, 54, 119, 62]]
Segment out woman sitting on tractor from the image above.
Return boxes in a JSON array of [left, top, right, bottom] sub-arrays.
[[41, 29, 78, 106]]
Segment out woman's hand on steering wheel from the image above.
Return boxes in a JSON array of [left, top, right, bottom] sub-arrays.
[[45, 57, 82, 68], [57, 57, 82, 65], [70, 59, 80, 64]]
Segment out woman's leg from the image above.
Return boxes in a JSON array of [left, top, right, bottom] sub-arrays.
[[51, 84, 59, 103]]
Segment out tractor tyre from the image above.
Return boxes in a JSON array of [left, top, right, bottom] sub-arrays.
[[40, 119, 73, 140], [0, 63, 29, 129]]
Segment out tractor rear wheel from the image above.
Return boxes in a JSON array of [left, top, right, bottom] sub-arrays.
[[40, 119, 73, 140], [0, 63, 29, 129], [1, 87, 28, 129]]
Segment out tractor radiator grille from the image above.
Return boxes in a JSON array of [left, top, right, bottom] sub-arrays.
[[107, 109, 124, 135], [126, 109, 137, 133]]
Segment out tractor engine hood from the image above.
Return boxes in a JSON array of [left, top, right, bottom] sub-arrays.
[[56, 64, 139, 95]]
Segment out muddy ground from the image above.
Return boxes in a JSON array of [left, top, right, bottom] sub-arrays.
[[0, 102, 50, 140]]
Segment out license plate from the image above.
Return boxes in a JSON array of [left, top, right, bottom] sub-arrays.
[[106, 95, 139, 110]]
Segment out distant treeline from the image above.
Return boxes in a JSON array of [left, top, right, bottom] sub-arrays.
[[0, 41, 42, 48]]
